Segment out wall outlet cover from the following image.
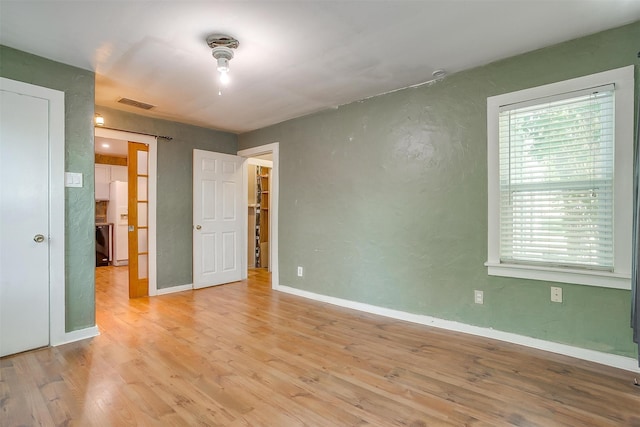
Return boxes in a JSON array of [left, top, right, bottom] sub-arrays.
[[297, 266, 303, 277], [551, 286, 563, 303]]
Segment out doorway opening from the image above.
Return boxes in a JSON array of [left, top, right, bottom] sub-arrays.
[[238, 143, 279, 289], [247, 156, 272, 271], [94, 128, 157, 301]]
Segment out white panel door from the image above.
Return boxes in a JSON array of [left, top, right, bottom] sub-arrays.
[[0, 87, 50, 357], [193, 149, 244, 289]]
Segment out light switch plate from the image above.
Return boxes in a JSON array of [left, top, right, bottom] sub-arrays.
[[65, 172, 83, 188]]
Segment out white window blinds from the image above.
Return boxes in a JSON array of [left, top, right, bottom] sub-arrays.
[[498, 85, 615, 270]]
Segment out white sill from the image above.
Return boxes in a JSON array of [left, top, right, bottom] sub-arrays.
[[484, 262, 631, 290]]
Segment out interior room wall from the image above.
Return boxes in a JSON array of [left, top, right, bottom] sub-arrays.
[[0, 45, 96, 332], [94, 107, 238, 289], [239, 21, 640, 358]]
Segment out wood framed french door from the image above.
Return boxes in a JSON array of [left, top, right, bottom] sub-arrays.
[[128, 141, 149, 298]]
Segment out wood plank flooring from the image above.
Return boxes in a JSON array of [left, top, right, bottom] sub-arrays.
[[2, 266, 639, 426]]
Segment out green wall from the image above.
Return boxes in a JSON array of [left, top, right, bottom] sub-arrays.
[[0, 45, 96, 332], [239, 22, 640, 358], [94, 107, 237, 289]]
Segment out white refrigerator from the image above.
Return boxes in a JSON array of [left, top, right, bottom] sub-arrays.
[[107, 181, 129, 266]]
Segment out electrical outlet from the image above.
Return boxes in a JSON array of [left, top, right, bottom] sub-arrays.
[[297, 266, 303, 277], [551, 286, 563, 303], [474, 290, 484, 305]]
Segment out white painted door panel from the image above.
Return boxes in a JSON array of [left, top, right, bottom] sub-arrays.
[[193, 149, 243, 289], [0, 88, 50, 357]]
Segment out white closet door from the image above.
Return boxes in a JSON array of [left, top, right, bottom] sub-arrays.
[[0, 86, 51, 357]]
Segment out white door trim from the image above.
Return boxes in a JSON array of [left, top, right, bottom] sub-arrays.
[[94, 128, 158, 296], [237, 143, 279, 289], [1, 77, 66, 347]]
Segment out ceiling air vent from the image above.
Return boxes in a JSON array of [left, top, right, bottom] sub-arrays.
[[117, 97, 155, 110]]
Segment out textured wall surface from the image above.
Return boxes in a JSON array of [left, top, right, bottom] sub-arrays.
[[0, 45, 96, 332], [240, 22, 640, 357], [94, 107, 237, 288]]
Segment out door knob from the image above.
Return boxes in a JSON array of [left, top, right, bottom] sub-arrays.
[[33, 234, 45, 243], [195, 225, 202, 230]]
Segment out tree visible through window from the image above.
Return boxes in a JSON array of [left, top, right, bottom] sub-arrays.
[[486, 66, 633, 289], [499, 88, 614, 270]]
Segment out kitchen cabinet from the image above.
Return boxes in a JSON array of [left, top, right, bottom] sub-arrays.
[[95, 164, 128, 200], [110, 165, 127, 182], [95, 164, 110, 200]]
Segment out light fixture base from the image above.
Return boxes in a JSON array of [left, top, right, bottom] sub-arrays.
[[432, 69, 447, 79], [207, 34, 239, 87], [212, 46, 234, 72], [206, 34, 239, 50]]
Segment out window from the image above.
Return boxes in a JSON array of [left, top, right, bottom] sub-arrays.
[[486, 66, 634, 289]]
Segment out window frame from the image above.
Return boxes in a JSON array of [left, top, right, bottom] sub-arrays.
[[486, 65, 634, 290]]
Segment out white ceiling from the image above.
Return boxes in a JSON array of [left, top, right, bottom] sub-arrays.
[[2, 1, 639, 134], [95, 136, 128, 157]]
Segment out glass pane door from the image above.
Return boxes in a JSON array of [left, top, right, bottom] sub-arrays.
[[128, 142, 149, 298]]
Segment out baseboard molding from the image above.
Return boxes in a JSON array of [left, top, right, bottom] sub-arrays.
[[53, 325, 100, 347], [156, 283, 193, 295], [274, 284, 640, 373]]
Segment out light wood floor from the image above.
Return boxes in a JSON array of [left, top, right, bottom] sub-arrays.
[[2, 267, 639, 426]]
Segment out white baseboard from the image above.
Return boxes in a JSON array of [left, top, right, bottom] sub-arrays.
[[52, 325, 100, 347], [156, 283, 193, 295], [274, 284, 640, 373]]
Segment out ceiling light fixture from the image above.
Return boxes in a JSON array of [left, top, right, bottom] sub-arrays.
[[94, 114, 104, 126], [207, 34, 239, 89]]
